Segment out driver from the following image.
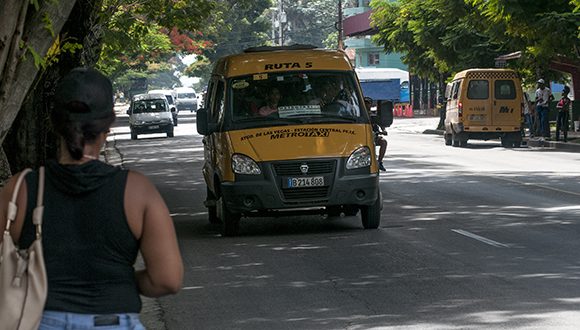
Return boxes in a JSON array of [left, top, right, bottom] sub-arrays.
[[312, 78, 355, 116]]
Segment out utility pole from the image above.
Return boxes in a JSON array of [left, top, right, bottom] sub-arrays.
[[278, 0, 284, 46], [337, 0, 343, 50]]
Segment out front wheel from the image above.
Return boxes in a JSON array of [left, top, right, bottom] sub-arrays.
[[167, 129, 174, 138], [218, 197, 240, 237], [207, 187, 219, 224], [360, 192, 381, 229]]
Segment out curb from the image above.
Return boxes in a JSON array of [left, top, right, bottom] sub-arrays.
[[422, 129, 580, 152]]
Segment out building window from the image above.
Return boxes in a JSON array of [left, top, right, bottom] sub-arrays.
[[368, 53, 380, 65]]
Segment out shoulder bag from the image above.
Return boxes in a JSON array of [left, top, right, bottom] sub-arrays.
[[0, 167, 47, 330]]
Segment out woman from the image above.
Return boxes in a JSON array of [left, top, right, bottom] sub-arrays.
[[0, 67, 183, 329]]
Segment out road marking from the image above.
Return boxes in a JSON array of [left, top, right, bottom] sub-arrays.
[[451, 229, 509, 248], [495, 177, 580, 197]]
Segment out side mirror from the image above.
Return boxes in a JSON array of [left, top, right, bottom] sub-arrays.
[[171, 107, 176, 113], [196, 108, 217, 135], [378, 101, 394, 128], [126, 109, 131, 115]]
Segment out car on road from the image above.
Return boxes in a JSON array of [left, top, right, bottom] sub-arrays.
[[127, 93, 175, 140], [174, 87, 198, 112], [148, 89, 178, 125]]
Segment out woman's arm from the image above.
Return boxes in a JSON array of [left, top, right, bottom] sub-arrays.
[[125, 170, 183, 297]]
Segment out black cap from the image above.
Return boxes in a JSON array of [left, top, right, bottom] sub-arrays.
[[54, 67, 114, 120]]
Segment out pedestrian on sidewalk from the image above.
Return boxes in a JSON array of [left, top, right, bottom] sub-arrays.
[[365, 97, 387, 171], [535, 79, 553, 139], [556, 85, 571, 142], [0, 67, 183, 329], [522, 92, 535, 137]]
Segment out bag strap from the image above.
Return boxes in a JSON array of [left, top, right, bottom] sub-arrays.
[[5, 167, 45, 239]]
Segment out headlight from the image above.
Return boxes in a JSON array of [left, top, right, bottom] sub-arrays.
[[346, 146, 371, 169], [232, 154, 261, 175], [134, 120, 145, 125]]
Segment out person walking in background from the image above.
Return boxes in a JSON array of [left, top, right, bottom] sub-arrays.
[[0, 67, 183, 329], [556, 85, 571, 142], [535, 79, 553, 139], [364, 97, 387, 171]]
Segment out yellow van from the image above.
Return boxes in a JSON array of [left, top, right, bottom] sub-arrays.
[[196, 45, 390, 236], [444, 68, 523, 147]]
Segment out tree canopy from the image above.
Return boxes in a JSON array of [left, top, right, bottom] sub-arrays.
[[370, 0, 580, 84]]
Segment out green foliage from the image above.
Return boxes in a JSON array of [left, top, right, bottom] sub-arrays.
[[371, 0, 579, 85]]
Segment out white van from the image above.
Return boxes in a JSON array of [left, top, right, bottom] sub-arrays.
[[174, 87, 198, 112], [148, 89, 178, 125], [127, 93, 175, 140]]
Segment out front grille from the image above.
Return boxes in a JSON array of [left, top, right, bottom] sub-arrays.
[[282, 186, 329, 200], [273, 160, 335, 176]]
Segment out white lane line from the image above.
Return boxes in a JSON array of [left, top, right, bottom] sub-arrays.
[[451, 229, 510, 248]]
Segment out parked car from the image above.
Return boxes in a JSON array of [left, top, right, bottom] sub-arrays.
[[174, 87, 198, 112], [148, 89, 178, 125], [127, 93, 175, 140]]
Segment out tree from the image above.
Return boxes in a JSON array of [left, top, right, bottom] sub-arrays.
[[0, 1, 78, 182], [370, 0, 579, 84]]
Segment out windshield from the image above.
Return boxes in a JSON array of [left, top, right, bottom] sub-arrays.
[[228, 72, 366, 127], [178, 93, 196, 99], [132, 99, 168, 113]]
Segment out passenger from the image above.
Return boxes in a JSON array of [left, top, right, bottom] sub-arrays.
[[0, 67, 183, 329], [257, 87, 281, 117], [364, 97, 387, 171]]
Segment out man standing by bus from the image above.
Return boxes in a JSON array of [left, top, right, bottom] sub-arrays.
[[535, 79, 553, 139]]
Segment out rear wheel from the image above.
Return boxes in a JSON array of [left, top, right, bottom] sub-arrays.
[[218, 197, 240, 237], [452, 131, 460, 147], [444, 134, 452, 146], [361, 192, 381, 229]]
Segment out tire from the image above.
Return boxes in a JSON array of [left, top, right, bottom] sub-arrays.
[[207, 187, 220, 224], [444, 134, 452, 146], [452, 131, 460, 147], [167, 129, 174, 138], [218, 197, 240, 237], [360, 193, 381, 229], [130, 130, 138, 140]]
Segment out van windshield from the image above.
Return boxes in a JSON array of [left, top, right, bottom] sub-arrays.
[[178, 93, 195, 99], [229, 72, 365, 126], [132, 99, 168, 113]]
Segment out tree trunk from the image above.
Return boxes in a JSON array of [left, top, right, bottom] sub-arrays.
[[0, 1, 77, 184], [2, 0, 106, 182]]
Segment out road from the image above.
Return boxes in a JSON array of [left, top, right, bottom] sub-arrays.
[[107, 108, 580, 330]]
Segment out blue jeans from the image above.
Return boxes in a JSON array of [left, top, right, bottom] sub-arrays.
[[524, 113, 534, 136], [39, 310, 145, 329], [536, 105, 550, 137]]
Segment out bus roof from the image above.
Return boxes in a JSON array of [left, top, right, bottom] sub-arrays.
[[213, 47, 353, 78]]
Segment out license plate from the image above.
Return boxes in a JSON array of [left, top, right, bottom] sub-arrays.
[[286, 176, 324, 188], [148, 125, 160, 129]]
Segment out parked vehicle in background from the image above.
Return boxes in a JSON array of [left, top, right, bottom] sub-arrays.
[[149, 89, 178, 125], [444, 68, 524, 148], [174, 87, 198, 112], [127, 93, 175, 140], [197, 44, 391, 236]]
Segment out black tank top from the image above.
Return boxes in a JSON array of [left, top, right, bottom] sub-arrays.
[[20, 161, 141, 314]]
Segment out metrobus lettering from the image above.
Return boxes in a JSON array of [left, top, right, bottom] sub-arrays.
[[264, 62, 313, 70], [270, 131, 330, 139]]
